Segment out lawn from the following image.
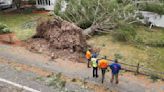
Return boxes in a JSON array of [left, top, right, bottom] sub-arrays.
[[0, 12, 47, 40], [87, 26, 164, 73]]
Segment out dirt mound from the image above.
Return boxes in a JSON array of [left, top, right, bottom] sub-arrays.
[[26, 18, 87, 61]]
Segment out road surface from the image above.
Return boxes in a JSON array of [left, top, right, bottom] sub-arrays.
[[0, 44, 163, 92]]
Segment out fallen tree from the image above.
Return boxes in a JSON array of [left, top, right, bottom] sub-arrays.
[[26, 17, 87, 61], [54, 0, 137, 36]]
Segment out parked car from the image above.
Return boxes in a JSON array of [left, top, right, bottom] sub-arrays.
[[0, 0, 13, 10]]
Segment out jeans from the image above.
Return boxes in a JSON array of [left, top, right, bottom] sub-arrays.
[[111, 73, 119, 84], [93, 67, 98, 78], [101, 68, 106, 83]]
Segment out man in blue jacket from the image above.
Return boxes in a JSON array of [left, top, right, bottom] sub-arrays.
[[109, 59, 121, 84]]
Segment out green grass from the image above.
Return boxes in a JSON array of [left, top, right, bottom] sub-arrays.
[[135, 26, 164, 46], [0, 12, 46, 40], [87, 26, 164, 73]]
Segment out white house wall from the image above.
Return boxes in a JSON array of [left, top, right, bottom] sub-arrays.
[[140, 11, 164, 28], [36, 0, 57, 10], [0, 0, 12, 5]]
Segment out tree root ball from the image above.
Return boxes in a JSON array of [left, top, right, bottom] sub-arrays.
[[26, 17, 87, 60]]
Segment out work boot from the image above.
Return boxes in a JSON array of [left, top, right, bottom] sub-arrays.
[[116, 81, 119, 84], [110, 79, 113, 83], [102, 77, 104, 83]]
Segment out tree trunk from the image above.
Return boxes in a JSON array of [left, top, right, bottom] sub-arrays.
[[13, 0, 22, 10], [82, 27, 93, 36]]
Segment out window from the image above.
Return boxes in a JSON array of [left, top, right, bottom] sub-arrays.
[[37, 0, 39, 4], [46, 0, 48, 5], [37, 0, 51, 5], [49, 0, 51, 5]]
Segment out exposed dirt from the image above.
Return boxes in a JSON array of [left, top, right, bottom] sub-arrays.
[[26, 17, 87, 61], [0, 33, 22, 46]]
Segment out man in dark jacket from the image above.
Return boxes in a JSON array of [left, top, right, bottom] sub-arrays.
[[109, 59, 121, 84]]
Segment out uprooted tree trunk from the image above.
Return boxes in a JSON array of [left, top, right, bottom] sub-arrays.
[[83, 22, 117, 36]]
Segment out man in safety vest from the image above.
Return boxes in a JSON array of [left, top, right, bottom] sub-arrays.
[[91, 55, 99, 78], [85, 49, 92, 68], [109, 59, 121, 84], [98, 56, 108, 83]]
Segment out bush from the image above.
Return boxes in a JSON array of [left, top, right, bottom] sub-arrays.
[[36, 8, 45, 11], [23, 7, 34, 14], [113, 24, 136, 42], [28, 0, 36, 5], [0, 23, 12, 34], [150, 74, 159, 82]]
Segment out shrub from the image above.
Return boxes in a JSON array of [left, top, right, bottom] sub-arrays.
[[23, 7, 34, 14], [28, 0, 36, 5], [0, 23, 12, 34], [150, 74, 159, 82], [36, 8, 45, 11]]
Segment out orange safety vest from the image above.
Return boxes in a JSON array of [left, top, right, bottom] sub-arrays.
[[99, 59, 108, 68], [85, 51, 91, 59]]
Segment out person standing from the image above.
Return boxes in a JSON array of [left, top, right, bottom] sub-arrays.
[[91, 55, 99, 78], [109, 59, 121, 84], [85, 49, 92, 68], [98, 56, 108, 83]]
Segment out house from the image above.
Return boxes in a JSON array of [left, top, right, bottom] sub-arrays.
[[0, 0, 57, 10], [0, 0, 67, 11], [139, 11, 164, 28]]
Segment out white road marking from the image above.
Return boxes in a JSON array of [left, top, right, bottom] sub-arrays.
[[0, 78, 41, 92]]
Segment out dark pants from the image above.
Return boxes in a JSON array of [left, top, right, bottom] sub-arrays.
[[101, 68, 106, 83], [111, 73, 119, 84], [87, 58, 91, 68], [93, 67, 98, 78]]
